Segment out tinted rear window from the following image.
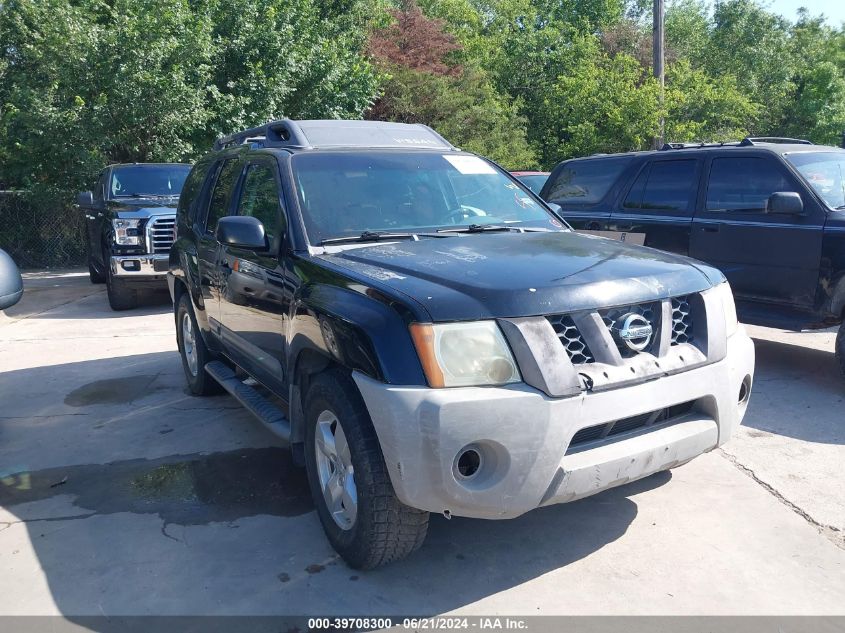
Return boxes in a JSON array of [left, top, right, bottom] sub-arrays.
[[624, 160, 698, 213], [545, 157, 633, 204]]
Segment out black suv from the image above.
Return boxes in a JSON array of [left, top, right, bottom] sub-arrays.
[[541, 138, 845, 375], [78, 163, 190, 310], [169, 119, 753, 568]]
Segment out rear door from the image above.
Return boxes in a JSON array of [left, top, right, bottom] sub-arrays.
[[542, 156, 635, 232], [689, 153, 824, 307], [608, 157, 701, 253], [217, 159, 290, 390], [195, 157, 242, 327]]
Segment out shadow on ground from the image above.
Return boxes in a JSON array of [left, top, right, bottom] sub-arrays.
[[742, 336, 844, 444], [0, 350, 664, 618]]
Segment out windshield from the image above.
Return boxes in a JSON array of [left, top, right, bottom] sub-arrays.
[[786, 152, 845, 208], [292, 152, 558, 244], [109, 164, 191, 198]]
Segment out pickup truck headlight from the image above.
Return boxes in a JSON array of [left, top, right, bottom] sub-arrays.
[[410, 321, 521, 388], [715, 281, 739, 336], [112, 218, 142, 246]]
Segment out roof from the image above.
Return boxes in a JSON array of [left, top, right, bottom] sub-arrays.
[[109, 162, 192, 168], [213, 119, 457, 152], [566, 138, 845, 163]]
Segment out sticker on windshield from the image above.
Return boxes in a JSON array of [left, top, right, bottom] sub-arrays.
[[443, 155, 496, 175]]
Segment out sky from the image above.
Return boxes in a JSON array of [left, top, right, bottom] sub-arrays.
[[766, 0, 845, 25]]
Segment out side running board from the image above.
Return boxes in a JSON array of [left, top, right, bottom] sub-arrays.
[[204, 360, 291, 442]]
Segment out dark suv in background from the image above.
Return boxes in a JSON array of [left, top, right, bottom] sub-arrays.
[[541, 138, 845, 375], [78, 163, 190, 310]]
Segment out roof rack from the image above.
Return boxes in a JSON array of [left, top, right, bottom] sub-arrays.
[[659, 141, 742, 151], [739, 137, 813, 146], [213, 118, 457, 152], [659, 137, 814, 151]]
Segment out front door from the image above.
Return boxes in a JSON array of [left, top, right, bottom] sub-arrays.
[[689, 154, 824, 308], [217, 159, 290, 391], [196, 158, 242, 327]]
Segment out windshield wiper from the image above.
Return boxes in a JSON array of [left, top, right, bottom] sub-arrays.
[[120, 193, 176, 198], [436, 224, 553, 234], [319, 231, 447, 246]]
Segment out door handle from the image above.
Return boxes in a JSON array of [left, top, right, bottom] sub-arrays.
[[700, 225, 720, 233]]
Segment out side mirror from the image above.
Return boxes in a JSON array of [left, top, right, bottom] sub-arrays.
[[547, 202, 563, 215], [77, 191, 94, 207], [767, 192, 804, 215], [0, 248, 23, 311], [216, 216, 268, 250]]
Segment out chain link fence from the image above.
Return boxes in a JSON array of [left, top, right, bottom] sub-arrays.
[[0, 192, 86, 269]]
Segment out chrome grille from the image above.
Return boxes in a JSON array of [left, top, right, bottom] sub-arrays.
[[671, 296, 693, 345], [599, 302, 661, 357], [147, 216, 176, 254], [547, 315, 594, 364]]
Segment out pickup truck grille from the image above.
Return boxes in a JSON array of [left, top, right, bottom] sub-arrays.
[[547, 294, 697, 366], [146, 216, 176, 254]]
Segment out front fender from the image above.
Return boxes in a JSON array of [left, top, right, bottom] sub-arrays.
[[289, 283, 426, 386]]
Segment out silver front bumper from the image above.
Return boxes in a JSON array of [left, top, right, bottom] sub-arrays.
[[353, 328, 754, 520], [110, 254, 169, 278]]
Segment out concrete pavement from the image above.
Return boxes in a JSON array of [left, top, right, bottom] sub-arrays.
[[1, 272, 843, 616]]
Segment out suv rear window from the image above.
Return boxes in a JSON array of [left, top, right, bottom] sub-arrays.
[[545, 157, 633, 204], [623, 159, 698, 213]]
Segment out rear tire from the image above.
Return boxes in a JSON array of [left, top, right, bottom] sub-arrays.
[[303, 368, 428, 569], [836, 320, 845, 380], [106, 266, 137, 310], [88, 258, 106, 284], [176, 293, 223, 396]]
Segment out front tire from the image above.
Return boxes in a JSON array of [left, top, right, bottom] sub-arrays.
[[836, 320, 845, 379], [176, 293, 223, 396], [88, 258, 106, 284], [106, 266, 137, 310], [304, 368, 428, 569]]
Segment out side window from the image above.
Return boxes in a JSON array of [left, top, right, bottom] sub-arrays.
[[178, 164, 210, 221], [546, 157, 633, 204], [638, 160, 698, 213], [204, 159, 241, 234], [623, 165, 649, 209], [706, 157, 792, 212], [237, 164, 284, 243]]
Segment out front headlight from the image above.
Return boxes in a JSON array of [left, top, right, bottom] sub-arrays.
[[715, 281, 739, 336], [409, 321, 521, 388], [112, 218, 142, 246]]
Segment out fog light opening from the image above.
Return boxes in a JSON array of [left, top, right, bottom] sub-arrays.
[[738, 375, 751, 405], [456, 448, 482, 479]]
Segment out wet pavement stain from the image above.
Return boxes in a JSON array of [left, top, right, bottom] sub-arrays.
[[64, 375, 159, 407], [278, 572, 291, 583], [0, 447, 313, 525], [305, 563, 325, 574]]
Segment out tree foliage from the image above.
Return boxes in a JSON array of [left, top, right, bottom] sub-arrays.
[[1, 0, 844, 206]]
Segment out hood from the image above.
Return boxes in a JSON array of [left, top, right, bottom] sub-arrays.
[[317, 231, 723, 321], [106, 197, 178, 219]]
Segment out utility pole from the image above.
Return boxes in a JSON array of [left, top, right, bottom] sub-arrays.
[[653, 0, 665, 148]]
